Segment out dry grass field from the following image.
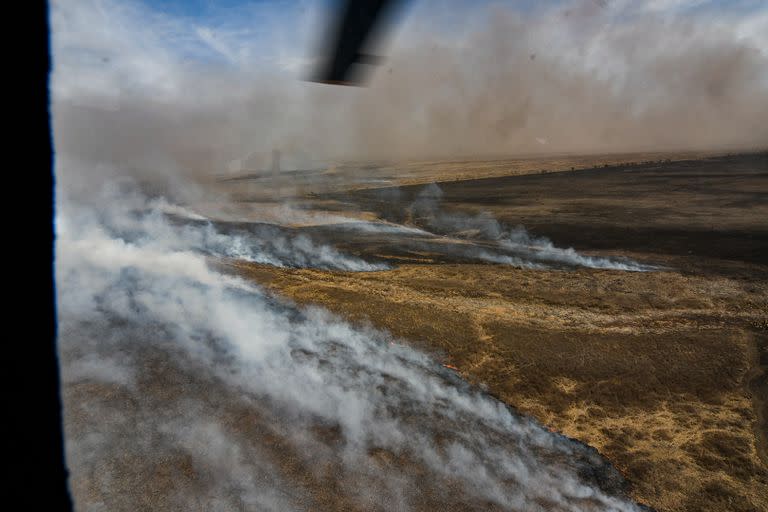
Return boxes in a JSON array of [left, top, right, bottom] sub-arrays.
[[227, 152, 768, 511]]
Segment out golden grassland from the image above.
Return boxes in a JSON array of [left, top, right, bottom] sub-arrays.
[[230, 262, 767, 511], [227, 151, 768, 511]]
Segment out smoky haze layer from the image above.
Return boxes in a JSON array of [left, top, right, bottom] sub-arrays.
[[362, 4, 768, 160], [52, 0, 768, 189]]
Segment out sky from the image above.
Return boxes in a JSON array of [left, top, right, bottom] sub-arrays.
[[50, 0, 768, 173], [55, 0, 768, 75]]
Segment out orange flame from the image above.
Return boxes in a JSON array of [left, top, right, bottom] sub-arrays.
[[442, 363, 460, 372]]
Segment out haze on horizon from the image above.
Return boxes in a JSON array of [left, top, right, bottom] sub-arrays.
[[52, 0, 768, 181]]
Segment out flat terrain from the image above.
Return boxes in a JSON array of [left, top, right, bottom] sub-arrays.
[[215, 150, 731, 202], [232, 152, 768, 511]]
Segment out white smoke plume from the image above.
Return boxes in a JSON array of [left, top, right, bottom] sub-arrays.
[[395, 183, 656, 271], [58, 175, 387, 272], [57, 178, 648, 511]]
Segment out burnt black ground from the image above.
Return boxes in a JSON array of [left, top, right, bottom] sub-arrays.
[[326, 152, 768, 273]]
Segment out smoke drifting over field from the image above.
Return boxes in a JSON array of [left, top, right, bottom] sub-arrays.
[[57, 180, 648, 511], [52, 0, 761, 509], [407, 183, 655, 271]]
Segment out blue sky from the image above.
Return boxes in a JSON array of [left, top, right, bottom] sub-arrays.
[[139, 0, 768, 22], [122, 0, 767, 69]]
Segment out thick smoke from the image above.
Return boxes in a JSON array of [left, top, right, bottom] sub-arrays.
[[58, 176, 385, 272], [57, 181, 646, 511], [358, 0, 768, 160], [51, 0, 768, 184]]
